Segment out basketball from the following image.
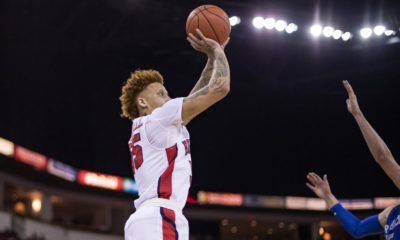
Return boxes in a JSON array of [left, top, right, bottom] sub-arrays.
[[186, 5, 231, 45]]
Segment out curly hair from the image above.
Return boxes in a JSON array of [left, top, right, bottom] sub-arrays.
[[119, 69, 164, 120]]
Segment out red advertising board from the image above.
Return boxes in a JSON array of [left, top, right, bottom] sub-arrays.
[[14, 146, 48, 170], [78, 170, 123, 191]]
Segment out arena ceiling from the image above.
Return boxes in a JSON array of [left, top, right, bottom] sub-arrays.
[[1, 0, 400, 198]]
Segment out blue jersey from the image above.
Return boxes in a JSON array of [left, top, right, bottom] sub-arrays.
[[385, 205, 400, 240]]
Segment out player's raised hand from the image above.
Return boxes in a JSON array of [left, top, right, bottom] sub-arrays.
[[343, 80, 362, 115], [187, 29, 222, 57], [306, 172, 333, 199]]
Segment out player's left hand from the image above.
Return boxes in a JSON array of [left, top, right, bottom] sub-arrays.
[[187, 29, 222, 57], [343, 80, 362, 115]]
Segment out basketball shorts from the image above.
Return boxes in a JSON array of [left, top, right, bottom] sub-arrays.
[[124, 200, 189, 240]]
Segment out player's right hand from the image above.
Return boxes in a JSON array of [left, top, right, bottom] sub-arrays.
[[306, 172, 333, 199], [187, 29, 223, 57], [221, 37, 230, 51]]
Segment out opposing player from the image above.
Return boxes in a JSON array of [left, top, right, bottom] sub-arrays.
[[119, 29, 230, 240], [306, 80, 400, 239]]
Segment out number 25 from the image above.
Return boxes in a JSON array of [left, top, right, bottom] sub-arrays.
[[130, 133, 143, 171]]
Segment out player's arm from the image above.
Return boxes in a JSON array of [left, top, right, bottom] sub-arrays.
[[189, 58, 213, 95], [343, 80, 400, 189], [189, 38, 230, 95], [306, 172, 384, 238], [183, 29, 230, 125]]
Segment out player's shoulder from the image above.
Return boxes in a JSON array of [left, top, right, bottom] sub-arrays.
[[380, 204, 398, 221], [389, 204, 400, 215], [150, 98, 184, 117], [159, 98, 184, 110]]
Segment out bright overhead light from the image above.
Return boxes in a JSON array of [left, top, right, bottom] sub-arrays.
[[360, 27, 373, 39], [310, 25, 322, 37], [342, 32, 352, 41], [229, 16, 241, 26], [264, 18, 276, 30], [252, 17, 265, 29], [275, 20, 287, 32], [332, 30, 343, 40], [322, 26, 334, 37], [285, 23, 298, 33], [373, 25, 386, 36], [384, 30, 395, 36]]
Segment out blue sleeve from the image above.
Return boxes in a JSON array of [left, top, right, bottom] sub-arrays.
[[330, 203, 384, 239]]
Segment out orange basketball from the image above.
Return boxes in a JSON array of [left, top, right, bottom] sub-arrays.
[[186, 5, 231, 45]]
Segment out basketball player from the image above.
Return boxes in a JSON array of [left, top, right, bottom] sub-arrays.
[[306, 80, 399, 239], [119, 29, 230, 240]]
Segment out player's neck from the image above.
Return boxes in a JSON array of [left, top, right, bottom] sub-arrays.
[[139, 108, 151, 117]]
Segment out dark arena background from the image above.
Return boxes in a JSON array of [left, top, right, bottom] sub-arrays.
[[1, 0, 400, 239]]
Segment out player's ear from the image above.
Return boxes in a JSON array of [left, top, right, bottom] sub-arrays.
[[137, 97, 148, 108]]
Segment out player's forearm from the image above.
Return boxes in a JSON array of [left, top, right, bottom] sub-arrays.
[[353, 112, 393, 164], [207, 49, 230, 94], [186, 50, 229, 101], [352, 113, 400, 188], [189, 57, 214, 95]]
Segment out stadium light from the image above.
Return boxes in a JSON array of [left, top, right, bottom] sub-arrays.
[[384, 30, 395, 36], [252, 17, 265, 29], [0, 137, 14, 156], [275, 20, 287, 32], [332, 30, 343, 40], [310, 25, 322, 37], [222, 219, 229, 226], [373, 25, 386, 36], [32, 198, 42, 213], [264, 18, 276, 30], [285, 23, 298, 33], [360, 27, 373, 39], [229, 16, 241, 26], [231, 226, 238, 233], [342, 32, 352, 41], [322, 26, 334, 37], [14, 202, 26, 214]]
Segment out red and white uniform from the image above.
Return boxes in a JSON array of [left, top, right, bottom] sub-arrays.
[[124, 98, 192, 240]]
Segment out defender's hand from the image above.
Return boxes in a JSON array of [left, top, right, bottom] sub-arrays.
[[306, 172, 333, 199], [343, 80, 362, 115]]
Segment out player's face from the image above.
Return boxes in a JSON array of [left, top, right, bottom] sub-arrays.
[[140, 82, 170, 112]]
